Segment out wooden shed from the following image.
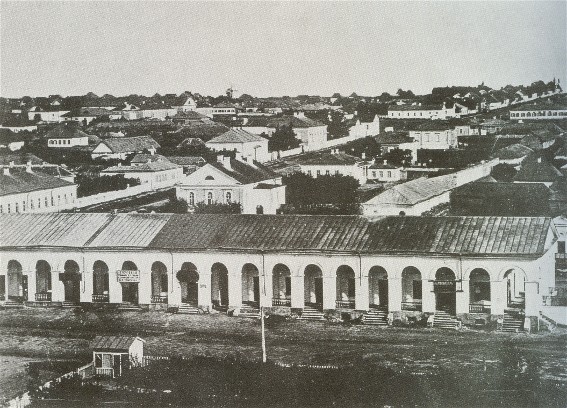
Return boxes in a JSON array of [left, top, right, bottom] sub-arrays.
[[91, 335, 145, 378]]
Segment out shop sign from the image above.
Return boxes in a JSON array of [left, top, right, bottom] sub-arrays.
[[116, 270, 140, 283]]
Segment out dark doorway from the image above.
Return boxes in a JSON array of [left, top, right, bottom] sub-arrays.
[[314, 277, 323, 306], [378, 279, 388, 307], [253, 276, 260, 303], [121, 283, 138, 304]]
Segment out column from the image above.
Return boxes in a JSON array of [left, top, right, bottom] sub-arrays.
[[524, 281, 540, 317], [260, 269, 271, 308], [138, 268, 151, 305], [387, 278, 402, 312], [198, 271, 212, 310], [109, 269, 122, 304], [355, 273, 369, 311], [422, 280, 435, 313], [490, 280, 505, 315], [456, 280, 469, 315], [322, 274, 336, 310], [80, 270, 91, 303], [170, 269, 181, 306], [290, 274, 304, 309], [25, 270, 36, 302], [228, 269, 242, 309], [51, 270, 64, 302]]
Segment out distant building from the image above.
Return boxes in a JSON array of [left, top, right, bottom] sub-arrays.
[[0, 164, 77, 214], [166, 156, 206, 175], [206, 129, 270, 163], [374, 132, 417, 157], [408, 121, 458, 150], [292, 150, 368, 184], [169, 110, 211, 125], [367, 161, 404, 182], [172, 96, 197, 112], [101, 160, 183, 190], [27, 106, 70, 123], [176, 155, 285, 214], [513, 156, 563, 187], [61, 107, 120, 125], [491, 144, 534, 167], [387, 102, 458, 120], [510, 103, 567, 120], [46, 124, 93, 148], [91, 136, 160, 160], [347, 115, 381, 138]]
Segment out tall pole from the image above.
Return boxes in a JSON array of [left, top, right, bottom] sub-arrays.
[[261, 306, 267, 363]]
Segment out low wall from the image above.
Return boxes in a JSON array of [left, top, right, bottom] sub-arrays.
[[541, 306, 567, 326], [75, 184, 154, 208]]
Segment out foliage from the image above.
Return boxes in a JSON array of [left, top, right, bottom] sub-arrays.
[[193, 202, 242, 214], [282, 172, 360, 214], [76, 174, 141, 198], [340, 136, 382, 160], [326, 110, 350, 140], [490, 163, 517, 182], [396, 89, 415, 98], [268, 125, 300, 152], [382, 148, 413, 167], [155, 198, 189, 213]]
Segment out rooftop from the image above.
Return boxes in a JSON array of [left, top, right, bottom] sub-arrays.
[[98, 136, 160, 153], [0, 213, 552, 257], [491, 144, 534, 160], [293, 151, 361, 166], [102, 160, 180, 173], [514, 156, 563, 183], [91, 336, 143, 351], [209, 158, 280, 184], [374, 132, 414, 144], [207, 129, 268, 144], [0, 168, 76, 196], [45, 124, 94, 140]]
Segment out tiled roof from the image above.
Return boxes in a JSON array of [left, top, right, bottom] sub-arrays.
[[102, 160, 180, 173], [209, 159, 280, 184], [514, 156, 562, 183], [207, 129, 267, 144], [0, 168, 75, 196], [388, 104, 443, 112], [87, 214, 173, 247], [166, 156, 206, 166], [0, 153, 45, 165], [45, 124, 92, 140], [100, 136, 160, 153], [293, 152, 361, 166], [130, 153, 168, 164], [409, 121, 453, 131], [374, 133, 414, 144], [0, 213, 552, 256], [91, 336, 142, 351], [364, 174, 458, 206], [0, 213, 110, 247], [491, 144, 534, 160]]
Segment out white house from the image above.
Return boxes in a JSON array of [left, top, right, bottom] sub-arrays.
[[91, 336, 145, 378], [46, 124, 91, 148], [347, 115, 381, 138], [510, 103, 567, 120], [173, 96, 197, 112], [0, 165, 77, 214], [367, 161, 405, 182], [91, 136, 160, 160], [101, 160, 183, 190], [61, 107, 121, 125], [27, 107, 70, 123], [409, 122, 458, 150], [388, 103, 458, 120], [0, 213, 559, 331], [293, 150, 368, 184], [206, 129, 270, 163], [176, 155, 285, 214]]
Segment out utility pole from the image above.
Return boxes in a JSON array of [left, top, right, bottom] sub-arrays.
[[261, 306, 267, 363]]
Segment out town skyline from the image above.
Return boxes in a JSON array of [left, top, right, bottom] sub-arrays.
[[1, 1, 565, 98]]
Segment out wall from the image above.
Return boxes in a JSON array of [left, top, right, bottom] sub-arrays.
[[0, 184, 77, 214], [75, 183, 158, 209]]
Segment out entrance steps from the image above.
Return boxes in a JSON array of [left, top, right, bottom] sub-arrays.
[[433, 310, 458, 329], [501, 312, 524, 332], [237, 305, 260, 318], [1, 300, 24, 308], [118, 302, 141, 311], [178, 304, 199, 314], [62, 301, 79, 308], [362, 308, 388, 326], [298, 305, 325, 321]]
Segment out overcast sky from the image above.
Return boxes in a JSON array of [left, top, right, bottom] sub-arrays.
[[1, 1, 565, 98]]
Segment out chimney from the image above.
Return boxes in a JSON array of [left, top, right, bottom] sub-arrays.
[[383, 160, 388, 165], [217, 154, 231, 170], [361, 152, 366, 160], [537, 157, 542, 163], [25, 161, 32, 173], [3, 167, 9, 176], [9, 161, 15, 168], [118, 162, 122, 167]]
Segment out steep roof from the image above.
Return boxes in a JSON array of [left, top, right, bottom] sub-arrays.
[[491, 143, 534, 160], [0, 168, 75, 196], [209, 159, 280, 184], [293, 152, 360, 166], [0, 213, 551, 257], [364, 174, 458, 206], [99, 136, 159, 153], [514, 156, 562, 183], [45, 124, 93, 140], [207, 129, 267, 144]]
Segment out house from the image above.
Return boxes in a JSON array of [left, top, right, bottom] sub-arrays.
[[172, 96, 197, 112], [206, 129, 270, 163], [170, 123, 230, 142], [513, 156, 563, 187], [46, 123, 93, 148], [0, 164, 77, 214], [166, 156, 206, 175], [408, 121, 458, 150], [0, 213, 559, 329], [91, 336, 144, 378], [491, 144, 534, 167], [292, 150, 368, 184], [367, 161, 405, 182], [114, 103, 142, 120], [61, 107, 120, 125], [347, 115, 380, 138], [176, 155, 285, 214], [139, 103, 178, 120], [480, 119, 508, 134], [510, 103, 567, 120], [387, 102, 457, 120], [374, 132, 417, 157], [169, 110, 211, 125], [362, 161, 496, 216], [101, 159, 183, 190], [450, 181, 551, 216], [27, 106, 70, 123], [91, 136, 160, 160]]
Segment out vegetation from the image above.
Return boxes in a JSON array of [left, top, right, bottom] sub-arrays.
[[268, 125, 300, 152], [382, 148, 413, 167], [491, 163, 517, 182], [76, 174, 140, 198], [282, 172, 360, 214], [193, 202, 242, 214]]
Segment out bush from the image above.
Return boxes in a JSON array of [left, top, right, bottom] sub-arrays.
[[76, 174, 141, 197], [193, 202, 242, 214]]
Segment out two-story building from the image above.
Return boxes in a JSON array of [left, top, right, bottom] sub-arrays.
[[293, 150, 368, 184], [206, 129, 270, 163]]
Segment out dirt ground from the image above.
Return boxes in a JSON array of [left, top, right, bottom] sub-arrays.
[[1, 308, 566, 406]]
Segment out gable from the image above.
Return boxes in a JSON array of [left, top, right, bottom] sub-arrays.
[[181, 164, 240, 186], [92, 143, 113, 154]]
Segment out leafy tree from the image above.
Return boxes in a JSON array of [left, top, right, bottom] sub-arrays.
[[326, 110, 349, 140], [396, 89, 415, 99], [382, 148, 413, 167], [268, 125, 300, 152], [76, 174, 141, 197], [491, 163, 517, 182], [193, 202, 242, 214]]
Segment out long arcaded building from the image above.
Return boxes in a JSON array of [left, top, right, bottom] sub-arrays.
[[0, 213, 559, 330]]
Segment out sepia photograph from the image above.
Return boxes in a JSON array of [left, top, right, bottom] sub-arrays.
[[0, 0, 566, 406]]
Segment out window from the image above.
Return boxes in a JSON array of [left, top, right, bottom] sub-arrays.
[[316, 170, 321, 176], [256, 205, 264, 214], [0, 205, 2, 213], [225, 191, 232, 203], [188, 192, 195, 206], [307, 170, 312, 176], [325, 170, 330, 175], [379, 171, 383, 178], [387, 171, 392, 178], [7, 204, 10, 213], [372, 171, 376, 177], [30, 200, 34, 210], [335, 170, 339, 175], [207, 192, 213, 205], [285, 277, 291, 297], [347, 278, 355, 298], [45, 197, 49, 207], [51, 197, 54, 206], [22, 201, 26, 212]]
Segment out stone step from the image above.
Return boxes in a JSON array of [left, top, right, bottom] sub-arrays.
[[298, 306, 325, 321], [362, 309, 388, 326], [118, 303, 141, 311], [433, 311, 458, 329], [177, 304, 199, 314]]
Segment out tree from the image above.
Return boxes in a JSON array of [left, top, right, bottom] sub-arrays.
[[268, 125, 300, 152], [193, 202, 242, 214], [326, 110, 349, 140], [491, 163, 517, 182], [382, 148, 413, 167], [396, 89, 415, 99]]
